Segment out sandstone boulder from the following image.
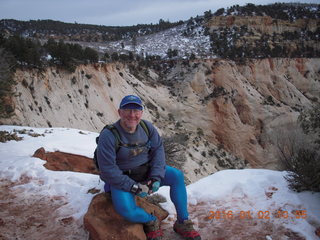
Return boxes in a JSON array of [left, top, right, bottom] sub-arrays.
[[33, 147, 98, 174], [84, 193, 169, 240]]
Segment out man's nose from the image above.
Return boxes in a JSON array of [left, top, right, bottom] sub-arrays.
[[128, 110, 135, 116]]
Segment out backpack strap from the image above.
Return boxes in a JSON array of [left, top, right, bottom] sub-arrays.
[[105, 124, 122, 152], [95, 124, 122, 152], [139, 120, 150, 138]]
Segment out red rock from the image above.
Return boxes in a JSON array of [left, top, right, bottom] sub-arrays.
[[59, 217, 74, 225], [33, 147, 98, 174], [84, 193, 168, 240]]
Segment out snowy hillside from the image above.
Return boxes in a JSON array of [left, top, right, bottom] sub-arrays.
[[104, 23, 212, 58], [0, 125, 320, 239], [83, 21, 212, 59]]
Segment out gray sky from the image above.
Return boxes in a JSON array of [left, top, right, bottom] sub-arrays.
[[0, 0, 319, 26]]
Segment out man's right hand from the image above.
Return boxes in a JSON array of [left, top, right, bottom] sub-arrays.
[[137, 183, 150, 197], [131, 183, 149, 197]]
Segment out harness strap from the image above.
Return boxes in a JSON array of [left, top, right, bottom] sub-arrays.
[[106, 120, 150, 153]]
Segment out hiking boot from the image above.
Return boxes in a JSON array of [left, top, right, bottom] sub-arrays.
[[173, 219, 201, 240], [143, 217, 163, 240]]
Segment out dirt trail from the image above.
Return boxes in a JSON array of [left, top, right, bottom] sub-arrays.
[[0, 178, 88, 240]]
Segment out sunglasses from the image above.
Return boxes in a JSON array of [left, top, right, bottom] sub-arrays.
[[121, 109, 142, 114]]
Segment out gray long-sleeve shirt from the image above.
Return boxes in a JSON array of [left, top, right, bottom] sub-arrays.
[[96, 119, 166, 192]]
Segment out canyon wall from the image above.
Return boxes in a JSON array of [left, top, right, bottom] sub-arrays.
[[1, 58, 319, 182]]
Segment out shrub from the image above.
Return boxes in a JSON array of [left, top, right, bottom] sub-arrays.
[[201, 151, 206, 157], [274, 104, 320, 192], [162, 134, 188, 169], [175, 121, 182, 128], [197, 127, 204, 136], [0, 48, 15, 117], [298, 103, 320, 144], [283, 148, 320, 192], [168, 113, 175, 121], [0, 131, 23, 142]]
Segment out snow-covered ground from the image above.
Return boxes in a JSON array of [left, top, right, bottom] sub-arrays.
[[0, 125, 319, 240], [89, 22, 212, 59]]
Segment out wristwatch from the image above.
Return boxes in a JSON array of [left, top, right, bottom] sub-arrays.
[[130, 183, 140, 194]]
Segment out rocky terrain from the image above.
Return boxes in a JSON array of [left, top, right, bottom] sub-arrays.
[[1, 57, 319, 183]]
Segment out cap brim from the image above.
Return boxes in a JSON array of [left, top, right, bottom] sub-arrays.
[[120, 103, 143, 110]]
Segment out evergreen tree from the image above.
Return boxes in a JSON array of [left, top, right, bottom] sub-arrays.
[[84, 47, 99, 63], [111, 52, 119, 61], [0, 48, 15, 117]]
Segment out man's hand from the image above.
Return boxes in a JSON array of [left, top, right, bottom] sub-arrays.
[[131, 179, 161, 197], [131, 183, 149, 198], [137, 183, 149, 197], [147, 178, 160, 194]]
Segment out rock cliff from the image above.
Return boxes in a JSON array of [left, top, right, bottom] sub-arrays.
[[205, 15, 320, 58], [1, 58, 319, 182], [207, 16, 320, 34]]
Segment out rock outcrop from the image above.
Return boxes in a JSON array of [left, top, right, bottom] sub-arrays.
[[207, 16, 320, 34], [206, 16, 320, 53], [33, 147, 98, 174], [84, 193, 168, 240]]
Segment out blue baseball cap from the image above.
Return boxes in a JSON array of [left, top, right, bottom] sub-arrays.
[[119, 95, 143, 110]]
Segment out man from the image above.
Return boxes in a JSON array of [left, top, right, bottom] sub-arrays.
[[97, 95, 201, 240]]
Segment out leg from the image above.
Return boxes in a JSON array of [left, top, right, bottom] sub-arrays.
[[161, 166, 201, 240], [161, 166, 189, 223], [110, 185, 155, 223]]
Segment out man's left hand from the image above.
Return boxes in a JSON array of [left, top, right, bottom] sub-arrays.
[[147, 178, 160, 194]]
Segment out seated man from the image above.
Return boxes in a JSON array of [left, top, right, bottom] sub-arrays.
[[97, 95, 201, 240]]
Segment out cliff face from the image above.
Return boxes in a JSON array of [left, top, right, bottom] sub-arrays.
[[207, 16, 320, 34], [2, 58, 319, 182], [203, 58, 319, 168], [5, 64, 130, 131], [206, 16, 320, 58]]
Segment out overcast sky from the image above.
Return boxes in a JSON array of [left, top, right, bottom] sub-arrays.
[[1, 0, 319, 26]]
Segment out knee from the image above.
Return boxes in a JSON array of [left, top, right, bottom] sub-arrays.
[[110, 189, 138, 222], [174, 168, 184, 180], [167, 166, 185, 183], [114, 204, 153, 223], [117, 207, 139, 222], [112, 201, 136, 222]]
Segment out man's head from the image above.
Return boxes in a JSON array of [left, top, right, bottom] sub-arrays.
[[118, 95, 143, 132], [119, 95, 143, 110]]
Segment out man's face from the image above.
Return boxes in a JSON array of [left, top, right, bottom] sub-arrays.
[[118, 108, 143, 132]]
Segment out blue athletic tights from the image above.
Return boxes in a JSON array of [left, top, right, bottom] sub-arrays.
[[110, 166, 189, 223]]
